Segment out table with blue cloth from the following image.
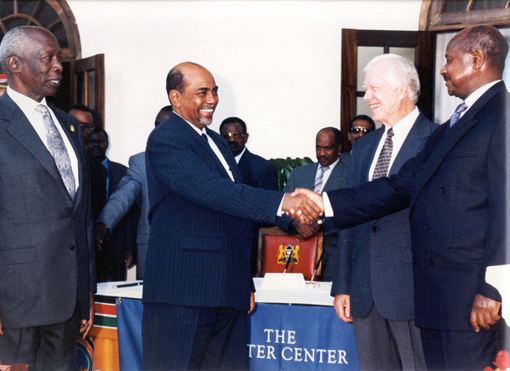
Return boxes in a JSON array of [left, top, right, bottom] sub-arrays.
[[96, 278, 359, 371]]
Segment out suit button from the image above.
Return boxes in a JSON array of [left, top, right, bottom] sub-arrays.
[[371, 226, 378, 232], [425, 223, 432, 230], [413, 258, 418, 265], [427, 258, 434, 266], [440, 187, 447, 193], [70, 245, 75, 251]]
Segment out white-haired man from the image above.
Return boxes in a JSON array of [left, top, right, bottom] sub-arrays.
[[331, 53, 438, 370]]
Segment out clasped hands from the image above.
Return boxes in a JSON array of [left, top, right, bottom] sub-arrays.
[[282, 188, 324, 224]]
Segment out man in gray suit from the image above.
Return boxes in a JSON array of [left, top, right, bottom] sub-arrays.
[[0, 26, 95, 369], [95, 105, 173, 279], [332, 54, 437, 370], [281, 127, 349, 281]]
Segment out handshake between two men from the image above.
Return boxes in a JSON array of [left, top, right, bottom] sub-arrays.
[[282, 188, 324, 224]]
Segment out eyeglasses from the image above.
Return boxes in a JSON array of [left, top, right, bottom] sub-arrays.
[[350, 127, 372, 134], [80, 124, 94, 133], [222, 132, 245, 139]]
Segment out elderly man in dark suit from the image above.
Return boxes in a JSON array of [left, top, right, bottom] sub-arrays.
[[294, 25, 509, 370], [0, 26, 95, 370], [142, 61, 321, 370], [332, 53, 437, 370], [220, 116, 279, 274]]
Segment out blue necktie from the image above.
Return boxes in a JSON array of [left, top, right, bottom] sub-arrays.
[[36, 104, 76, 199], [449, 102, 468, 127]]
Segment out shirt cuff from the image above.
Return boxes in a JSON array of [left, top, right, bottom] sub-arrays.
[[323, 192, 334, 217], [277, 196, 285, 216]]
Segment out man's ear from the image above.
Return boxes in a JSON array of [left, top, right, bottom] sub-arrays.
[[168, 90, 181, 108], [472, 48, 486, 71], [6, 55, 20, 74]]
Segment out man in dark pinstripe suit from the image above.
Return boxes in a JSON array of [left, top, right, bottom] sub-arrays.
[[142, 62, 321, 370]]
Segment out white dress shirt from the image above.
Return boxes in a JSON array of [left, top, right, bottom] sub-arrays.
[[368, 107, 418, 181], [7, 87, 79, 186], [177, 113, 235, 182]]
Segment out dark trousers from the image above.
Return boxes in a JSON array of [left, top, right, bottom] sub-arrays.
[[353, 304, 427, 371], [0, 302, 81, 371], [142, 303, 248, 371], [420, 326, 505, 371]]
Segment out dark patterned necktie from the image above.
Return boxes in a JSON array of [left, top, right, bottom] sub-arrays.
[[372, 127, 394, 179], [36, 104, 76, 199]]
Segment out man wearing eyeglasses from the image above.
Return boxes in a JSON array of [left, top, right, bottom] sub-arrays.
[[68, 104, 95, 143], [348, 114, 376, 147], [220, 116, 278, 274]]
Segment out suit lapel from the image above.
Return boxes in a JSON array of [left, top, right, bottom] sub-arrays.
[[206, 127, 243, 183], [0, 95, 63, 187], [360, 128, 384, 183], [389, 113, 430, 177], [237, 149, 250, 183], [410, 82, 507, 207], [52, 107, 86, 209]]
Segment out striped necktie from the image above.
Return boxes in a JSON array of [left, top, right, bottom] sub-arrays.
[[313, 166, 329, 193]]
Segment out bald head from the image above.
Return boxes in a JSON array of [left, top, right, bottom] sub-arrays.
[[451, 25, 508, 75], [166, 62, 218, 129]]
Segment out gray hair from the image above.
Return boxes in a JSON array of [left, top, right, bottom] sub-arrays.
[[0, 26, 56, 74], [364, 53, 420, 104]]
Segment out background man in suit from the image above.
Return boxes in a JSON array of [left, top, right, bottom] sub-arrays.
[[142, 61, 320, 370], [0, 26, 95, 369], [348, 114, 376, 147], [281, 127, 349, 281], [294, 25, 509, 370], [68, 103, 95, 142], [220, 116, 279, 274], [332, 54, 437, 370], [95, 105, 173, 280], [87, 127, 137, 281]]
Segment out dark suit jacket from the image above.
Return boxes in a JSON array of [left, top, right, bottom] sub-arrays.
[[94, 159, 137, 282], [328, 82, 508, 331], [238, 149, 278, 190], [280, 153, 350, 280], [331, 112, 438, 320], [0, 92, 95, 328], [144, 113, 283, 311], [238, 149, 279, 275]]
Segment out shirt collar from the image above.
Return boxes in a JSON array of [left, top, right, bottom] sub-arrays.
[[464, 80, 501, 109], [385, 107, 419, 137], [7, 86, 49, 111], [318, 157, 339, 171], [235, 147, 247, 163], [174, 111, 206, 136]]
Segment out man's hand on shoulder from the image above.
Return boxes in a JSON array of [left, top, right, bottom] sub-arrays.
[[470, 293, 501, 332]]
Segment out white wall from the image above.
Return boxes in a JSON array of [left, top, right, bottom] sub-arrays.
[[68, 0, 423, 165]]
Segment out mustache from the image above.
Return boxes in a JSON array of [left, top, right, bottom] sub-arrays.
[[443, 74, 451, 82], [199, 104, 216, 110]]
